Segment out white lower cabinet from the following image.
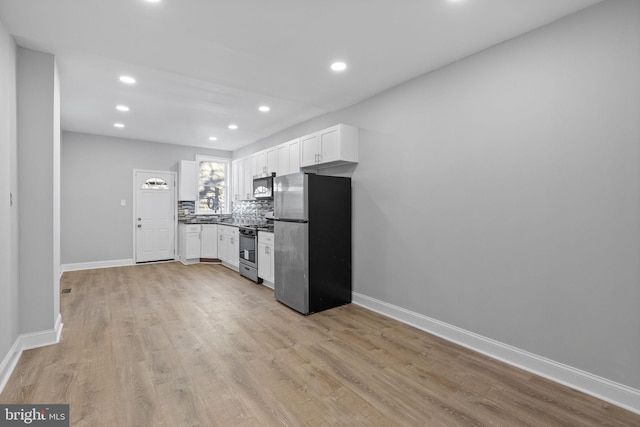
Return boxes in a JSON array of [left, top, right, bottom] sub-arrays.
[[217, 225, 239, 270], [200, 224, 218, 258], [228, 231, 239, 268], [179, 224, 201, 265], [257, 231, 274, 285]]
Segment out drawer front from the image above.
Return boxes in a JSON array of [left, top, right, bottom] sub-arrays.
[[184, 224, 201, 233], [258, 231, 274, 245], [219, 225, 239, 236]]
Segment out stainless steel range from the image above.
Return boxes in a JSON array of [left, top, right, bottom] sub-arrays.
[[238, 226, 262, 283]]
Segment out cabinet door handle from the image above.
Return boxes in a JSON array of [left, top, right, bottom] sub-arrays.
[[266, 246, 270, 254]]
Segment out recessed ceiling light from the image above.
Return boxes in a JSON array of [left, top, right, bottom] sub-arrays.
[[258, 105, 270, 113], [330, 62, 347, 72], [116, 105, 130, 112], [144, 0, 162, 3], [209, 136, 218, 141], [119, 75, 136, 85], [114, 123, 125, 128], [228, 124, 238, 130]]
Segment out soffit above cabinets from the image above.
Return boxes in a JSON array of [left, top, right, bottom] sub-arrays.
[[0, 0, 601, 151]]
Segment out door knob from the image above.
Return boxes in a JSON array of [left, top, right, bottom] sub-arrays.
[[137, 224, 142, 228]]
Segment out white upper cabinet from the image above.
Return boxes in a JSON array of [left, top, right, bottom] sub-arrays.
[[243, 157, 252, 199], [232, 157, 250, 201], [276, 144, 288, 175], [251, 147, 278, 178], [300, 124, 359, 169], [232, 157, 254, 200], [178, 160, 197, 201], [232, 159, 242, 201], [276, 138, 301, 176], [265, 147, 277, 175], [250, 153, 260, 179], [289, 139, 300, 173], [235, 124, 357, 188], [300, 133, 318, 167]]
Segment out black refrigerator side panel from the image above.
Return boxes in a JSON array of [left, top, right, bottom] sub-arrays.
[[307, 175, 352, 313]]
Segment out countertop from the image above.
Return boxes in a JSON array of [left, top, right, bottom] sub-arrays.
[[183, 220, 236, 225]]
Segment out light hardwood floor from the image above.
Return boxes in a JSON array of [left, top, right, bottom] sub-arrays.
[[1, 262, 638, 426]]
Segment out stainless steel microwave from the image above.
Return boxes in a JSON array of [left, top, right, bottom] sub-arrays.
[[253, 174, 275, 199]]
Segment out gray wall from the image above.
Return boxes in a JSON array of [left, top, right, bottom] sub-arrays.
[[61, 132, 231, 264], [17, 47, 60, 334], [235, 0, 640, 389], [0, 16, 18, 371]]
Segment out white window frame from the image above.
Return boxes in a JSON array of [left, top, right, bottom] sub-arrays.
[[195, 155, 231, 215]]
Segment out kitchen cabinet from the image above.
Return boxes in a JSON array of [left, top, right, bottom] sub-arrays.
[[232, 157, 253, 200], [276, 144, 288, 176], [178, 160, 197, 201], [200, 224, 218, 258], [243, 157, 252, 200], [257, 231, 274, 286], [250, 153, 259, 179], [276, 138, 300, 176], [228, 230, 239, 268], [218, 227, 229, 264], [265, 147, 277, 176], [232, 159, 242, 201], [251, 147, 278, 178], [300, 124, 359, 169], [300, 133, 318, 167], [265, 147, 278, 176], [179, 224, 201, 265], [217, 225, 239, 270]]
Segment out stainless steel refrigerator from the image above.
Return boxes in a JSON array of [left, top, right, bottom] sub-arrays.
[[274, 172, 352, 314]]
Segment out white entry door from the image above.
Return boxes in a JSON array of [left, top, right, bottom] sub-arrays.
[[135, 170, 176, 263]]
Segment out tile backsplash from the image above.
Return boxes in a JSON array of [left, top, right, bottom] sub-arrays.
[[232, 199, 274, 222], [178, 201, 196, 222], [178, 199, 273, 223]]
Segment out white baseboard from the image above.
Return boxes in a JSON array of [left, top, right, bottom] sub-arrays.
[[61, 259, 134, 273], [352, 292, 640, 415], [21, 313, 64, 351], [0, 339, 22, 395], [0, 314, 63, 395]]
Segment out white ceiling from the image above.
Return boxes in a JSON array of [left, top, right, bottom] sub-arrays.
[[0, 0, 601, 152]]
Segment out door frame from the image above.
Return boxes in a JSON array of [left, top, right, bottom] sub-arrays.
[[132, 169, 178, 263]]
